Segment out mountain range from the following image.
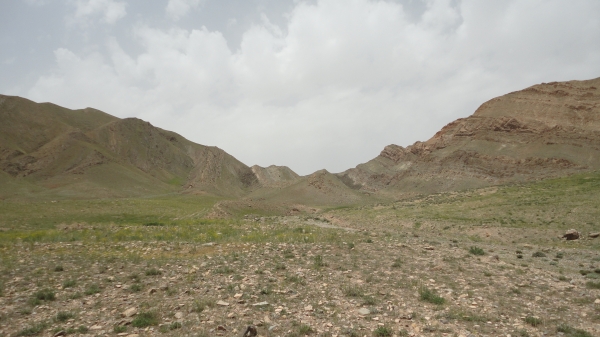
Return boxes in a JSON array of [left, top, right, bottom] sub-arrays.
[[1, 77, 599, 206]]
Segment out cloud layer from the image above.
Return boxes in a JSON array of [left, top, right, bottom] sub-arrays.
[[19, 0, 600, 174], [72, 0, 127, 24]]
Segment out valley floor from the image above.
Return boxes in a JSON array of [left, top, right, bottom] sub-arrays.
[[1, 215, 599, 337]]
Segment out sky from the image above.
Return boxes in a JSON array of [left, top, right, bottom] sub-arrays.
[[1, 0, 600, 175]]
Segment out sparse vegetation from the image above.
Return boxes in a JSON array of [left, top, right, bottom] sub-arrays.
[[1, 169, 600, 336], [532, 251, 546, 258], [342, 285, 364, 297], [84, 284, 101, 296], [16, 321, 48, 336], [313, 255, 325, 268], [524, 316, 542, 327], [585, 281, 600, 289], [55, 311, 74, 322], [114, 325, 127, 333], [469, 246, 485, 256], [62, 279, 76, 288], [373, 326, 393, 337], [131, 311, 159, 328], [556, 323, 593, 337], [419, 286, 445, 305], [145, 268, 162, 276], [32, 289, 56, 302]]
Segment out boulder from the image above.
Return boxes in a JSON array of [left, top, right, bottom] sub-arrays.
[[562, 229, 580, 240]]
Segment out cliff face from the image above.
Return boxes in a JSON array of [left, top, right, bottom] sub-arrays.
[[338, 77, 600, 195]]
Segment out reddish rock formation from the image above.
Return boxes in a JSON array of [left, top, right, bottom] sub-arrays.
[[338, 77, 600, 196]]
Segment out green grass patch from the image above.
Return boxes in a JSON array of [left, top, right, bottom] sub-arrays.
[[469, 246, 485, 256], [524, 316, 542, 327], [16, 321, 48, 336], [32, 289, 55, 303], [585, 281, 600, 289], [131, 311, 159, 328], [419, 286, 445, 305], [373, 326, 393, 337], [342, 285, 364, 297], [556, 323, 593, 337], [84, 283, 101, 296], [55, 311, 75, 322]]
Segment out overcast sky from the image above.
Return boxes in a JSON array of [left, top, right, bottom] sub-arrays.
[[2, 0, 600, 175]]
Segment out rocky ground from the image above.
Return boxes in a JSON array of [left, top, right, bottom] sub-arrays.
[[1, 216, 599, 337]]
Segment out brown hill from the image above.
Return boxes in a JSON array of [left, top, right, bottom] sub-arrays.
[[338, 77, 600, 196], [251, 165, 300, 188], [0, 95, 258, 199]]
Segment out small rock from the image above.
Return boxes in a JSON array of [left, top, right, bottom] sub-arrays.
[[594, 299, 600, 304], [234, 293, 243, 299], [358, 308, 370, 315], [589, 232, 600, 238], [217, 325, 227, 331], [304, 305, 313, 311], [175, 312, 183, 319], [122, 307, 137, 318], [148, 288, 158, 294], [53, 330, 66, 337], [562, 229, 580, 240], [252, 301, 269, 307], [227, 313, 236, 318], [90, 325, 103, 330], [216, 300, 229, 306], [126, 334, 139, 337]]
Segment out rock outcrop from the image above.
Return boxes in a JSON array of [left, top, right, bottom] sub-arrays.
[[338, 77, 600, 196]]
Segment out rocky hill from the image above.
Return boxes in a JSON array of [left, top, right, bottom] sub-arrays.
[[338, 77, 600, 196], [2, 77, 600, 202], [0, 95, 259, 199]]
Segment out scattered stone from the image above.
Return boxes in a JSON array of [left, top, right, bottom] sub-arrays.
[[90, 325, 103, 330], [304, 305, 313, 311], [217, 325, 227, 331], [243, 325, 258, 337], [358, 308, 371, 315], [175, 312, 183, 319], [122, 307, 137, 318], [252, 301, 269, 307], [53, 330, 66, 337], [216, 300, 230, 306], [589, 232, 600, 238], [562, 229, 580, 240]]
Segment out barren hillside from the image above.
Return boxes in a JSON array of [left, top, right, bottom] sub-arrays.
[[338, 77, 600, 196]]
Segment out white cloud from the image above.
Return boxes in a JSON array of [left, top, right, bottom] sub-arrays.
[[166, 0, 205, 21], [73, 0, 127, 24], [25, 0, 600, 174]]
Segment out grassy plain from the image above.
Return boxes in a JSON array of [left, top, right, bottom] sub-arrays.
[[0, 172, 599, 337]]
